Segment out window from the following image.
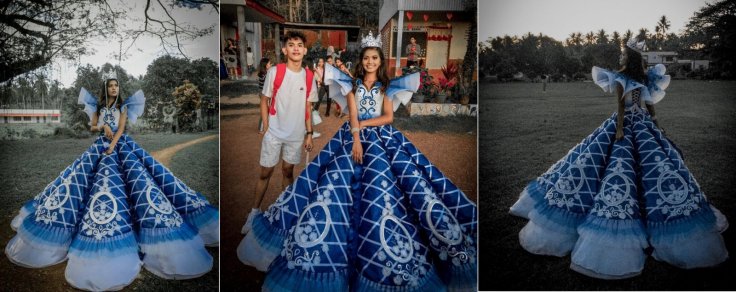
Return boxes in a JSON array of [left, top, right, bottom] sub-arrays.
[[13, 117, 21, 121], [24, 116, 31, 121]]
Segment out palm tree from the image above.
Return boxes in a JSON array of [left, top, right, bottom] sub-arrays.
[[612, 31, 622, 47], [623, 29, 633, 42], [585, 31, 596, 45], [596, 29, 608, 44], [655, 15, 671, 50], [638, 28, 650, 41]]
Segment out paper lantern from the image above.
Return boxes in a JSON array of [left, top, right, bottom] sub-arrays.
[[446, 12, 453, 20], [407, 23, 413, 30], [423, 14, 429, 22], [406, 11, 413, 20]]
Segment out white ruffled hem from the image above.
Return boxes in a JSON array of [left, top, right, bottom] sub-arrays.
[[711, 205, 729, 233], [509, 188, 534, 219], [65, 253, 141, 291], [140, 237, 213, 280], [519, 220, 576, 257], [241, 208, 261, 235], [651, 231, 729, 269], [5, 235, 68, 268], [237, 231, 277, 272], [10, 207, 31, 231], [198, 218, 220, 247], [570, 236, 645, 279]]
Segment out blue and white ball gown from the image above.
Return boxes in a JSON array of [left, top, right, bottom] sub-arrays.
[[5, 88, 220, 291], [509, 64, 728, 279], [237, 65, 477, 291]]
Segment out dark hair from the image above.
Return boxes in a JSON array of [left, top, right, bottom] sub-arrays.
[[619, 47, 647, 84], [326, 56, 333, 61], [98, 79, 123, 112], [353, 47, 390, 93], [283, 30, 307, 45], [258, 58, 270, 75]]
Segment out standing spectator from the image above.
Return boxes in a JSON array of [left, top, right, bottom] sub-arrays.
[[405, 37, 421, 67], [246, 47, 255, 77], [224, 38, 240, 79]]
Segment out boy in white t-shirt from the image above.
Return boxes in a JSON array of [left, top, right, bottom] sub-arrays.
[[251, 31, 318, 217]]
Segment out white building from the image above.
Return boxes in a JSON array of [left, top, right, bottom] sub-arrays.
[[0, 109, 61, 124], [641, 51, 678, 65]]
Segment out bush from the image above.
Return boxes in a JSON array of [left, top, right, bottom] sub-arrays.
[[53, 126, 90, 139], [21, 128, 39, 139]]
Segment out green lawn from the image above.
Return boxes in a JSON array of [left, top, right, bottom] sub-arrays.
[[0, 131, 219, 291], [478, 80, 736, 290]]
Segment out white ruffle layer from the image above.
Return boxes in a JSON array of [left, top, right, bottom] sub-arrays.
[[509, 187, 534, 219], [140, 237, 213, 279], [237, 231, 277, 272], [65, 253, 141, 291], [652, 231, 728, 269], [10, 206, 31, 231], [197, 218, 220, 247], [570, 236, 646, 279], [5, 234, 68, 268], [518, 218, 577, 257]]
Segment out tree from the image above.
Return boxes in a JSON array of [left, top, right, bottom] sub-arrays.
[[682, 0, 736, 78], [611, 31, 622, 48], [655, 15, 671, 50], [596, 29, 608, 45], [0, 0, 116, 83], [141, 55, 217, 128], [638, 28, 650, 41], [623, 29, 633, 42], [584, 32, 596, 45], [461, 0, 477, 85], [172, 80, 201, 132], [1, 0, 217, 83]]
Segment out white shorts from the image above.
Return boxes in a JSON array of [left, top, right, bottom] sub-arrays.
[[260, 131, 303, 167]]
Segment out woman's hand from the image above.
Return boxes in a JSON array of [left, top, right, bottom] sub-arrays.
[[103, 125, 113, 139], [615, 128, 624, 141], [352, 140, 363, 164], [105, 142, 116, 155]]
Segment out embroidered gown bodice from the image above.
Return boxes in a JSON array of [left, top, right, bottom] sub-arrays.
[[355, 79, 384, 121]]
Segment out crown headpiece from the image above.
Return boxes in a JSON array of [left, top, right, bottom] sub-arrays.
[[626, 37, 647, 53], [102, 68, 118, 81], [360, 31, 382, 48]]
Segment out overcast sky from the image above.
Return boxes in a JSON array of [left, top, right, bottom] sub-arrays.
[[479, 0, 714, 43], [51, 1, 219, 87]]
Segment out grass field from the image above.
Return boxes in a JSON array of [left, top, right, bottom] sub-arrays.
[[0, 131, 219, 291], [478, 80, 736, 290]]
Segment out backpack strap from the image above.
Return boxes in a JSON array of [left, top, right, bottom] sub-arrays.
[[269, 63, 287, 115], [270, 64, 314, 121], [305, 68, 313, 121]]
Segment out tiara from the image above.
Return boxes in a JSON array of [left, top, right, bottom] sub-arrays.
[[626, 38, 647, 53], [102, 68, 118, 81], [360, 31, 382, 48]]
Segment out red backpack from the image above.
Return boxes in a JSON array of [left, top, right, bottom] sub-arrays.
[[269, 63, 314, 120]]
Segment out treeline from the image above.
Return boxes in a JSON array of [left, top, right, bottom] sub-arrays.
[[479, 0, 736, 80]]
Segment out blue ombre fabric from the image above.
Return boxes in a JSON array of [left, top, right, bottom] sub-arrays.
[[239, 70, 477, 291], [510, 65, 728, 279], [5, 88, 218, 291]]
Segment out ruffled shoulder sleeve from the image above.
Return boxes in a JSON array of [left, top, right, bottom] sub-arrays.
[[77, 87, 98, 125], [642, 64, 671, 104], [386, 72, 420, 112], [592, 66, 655, 99], [323, 63, 354, 111], [122, 90, 146, 124]]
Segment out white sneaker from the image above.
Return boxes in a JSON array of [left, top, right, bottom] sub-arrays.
[[312, 131, 321, 138], [241, 208, 261, 235]]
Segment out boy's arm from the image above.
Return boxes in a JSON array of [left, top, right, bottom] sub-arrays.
[[259, 93, 269, 135]]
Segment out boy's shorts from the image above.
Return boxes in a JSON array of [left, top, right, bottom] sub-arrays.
[[260, 131, 303, 167]]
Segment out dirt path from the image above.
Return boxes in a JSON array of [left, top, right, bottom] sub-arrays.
[[150, 134, 218, 167], [220, 107, 477, 290]]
